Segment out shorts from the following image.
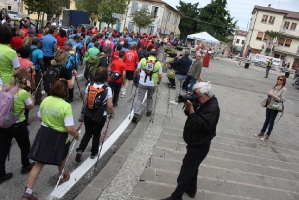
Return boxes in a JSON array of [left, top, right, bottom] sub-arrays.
[[126, 70, 135, 80]]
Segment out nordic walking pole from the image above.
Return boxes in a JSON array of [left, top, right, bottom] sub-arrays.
[[32, 72, 43, 99], [50, 123, 83, 200], [94, 116, 111, 172], [74, 74, 84, 102], [151, 86, 159, 123]]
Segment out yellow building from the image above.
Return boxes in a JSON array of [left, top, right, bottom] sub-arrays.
[[244, 5, 299, 69]]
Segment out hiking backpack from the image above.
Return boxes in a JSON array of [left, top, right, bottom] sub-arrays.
[[87, 84, 108, 110], [84, 55, 106, 81], [142, 57, 160, 82], [44, 65, 62, 94], [0, 85, 24, 128]]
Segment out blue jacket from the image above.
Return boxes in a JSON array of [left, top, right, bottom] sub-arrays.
[[173, 56, 192, 76]]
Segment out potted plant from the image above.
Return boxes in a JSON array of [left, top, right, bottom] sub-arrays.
[[166, 71, 176, 87], [167, 50, 178, 58], [168, 59, 176, 70], [176, 46, 184, 51]]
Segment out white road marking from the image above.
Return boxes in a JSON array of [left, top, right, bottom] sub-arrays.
[[50, 91, 147, 199]]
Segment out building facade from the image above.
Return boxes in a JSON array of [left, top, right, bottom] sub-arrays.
[[244, 5, 299, 69], [0, 0, 21, 12], [118, 0, 181, 37], [233, 29, 247, 52]]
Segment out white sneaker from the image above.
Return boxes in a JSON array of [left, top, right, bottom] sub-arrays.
[[169, 100, 178, 105], [121, 94, 126, 98]]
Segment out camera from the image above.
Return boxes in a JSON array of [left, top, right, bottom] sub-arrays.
[[180, 54, 183, 56], [178, 94, 199, 103]]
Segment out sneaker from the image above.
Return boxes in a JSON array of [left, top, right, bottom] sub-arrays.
[[21, 192, 37, 200], [132, 114, 138, 123], [58, 173, 70, 185], [66, 98, 73, 103], [121, 94, 126, 98], [21, 162, 35, 174], [90, 152, 98, 159], [0, 172, 13, 184], [261, 135, 269, 141], [146, 111, 152, 117], [169, 100, 178, 105], [113, 102, 118, 107], [78, 115, 84, 122], [75, 151, 82, 163], [254, 132, 264, 137]]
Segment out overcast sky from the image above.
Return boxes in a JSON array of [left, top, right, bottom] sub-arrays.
[[162, 0, 299, 31]]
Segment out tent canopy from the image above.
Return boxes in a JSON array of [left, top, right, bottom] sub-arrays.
[[187, 32, 220, 44]]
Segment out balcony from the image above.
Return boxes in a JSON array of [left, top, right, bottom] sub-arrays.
[[280, 27, 299, 39], [273, 45, 299, 57]]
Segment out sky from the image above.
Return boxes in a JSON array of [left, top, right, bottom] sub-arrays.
[[162, 0, 299, 31]]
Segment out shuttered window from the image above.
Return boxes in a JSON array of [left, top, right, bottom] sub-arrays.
[[290, 23, 297, 30], [131, 3, 138, 14], [284, 21, 290, 29], [285, 39, 292, 47], [256, 32, 263, 40], [278, 38, 285, 45]]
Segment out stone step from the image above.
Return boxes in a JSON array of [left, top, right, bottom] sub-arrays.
[[153, 146, 299, 174], [150, 154, 299, 185], [138, 167, 299, 200], [132, 181, 259, 200]]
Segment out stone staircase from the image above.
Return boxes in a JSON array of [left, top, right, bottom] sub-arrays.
[[131, 108, 299, 200]]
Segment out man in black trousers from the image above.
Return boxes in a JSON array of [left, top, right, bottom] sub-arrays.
[[162, 81, 220, 200]]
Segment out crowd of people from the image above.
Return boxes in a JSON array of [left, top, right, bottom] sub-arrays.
[[0, 13, 288, 200]]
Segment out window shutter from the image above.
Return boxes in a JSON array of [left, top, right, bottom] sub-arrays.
[[257, 32, 263, 38], [278, 38, 285, 44], [285, 39, 292, 45]]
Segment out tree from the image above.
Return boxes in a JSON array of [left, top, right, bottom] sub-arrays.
[[264, 30, 282, 55], [130, 9, 155, 33], [197, 0, 237, 42], [97, 0, 128, 30], [75, 0, 101, 15], [176, 0, 200, 38]]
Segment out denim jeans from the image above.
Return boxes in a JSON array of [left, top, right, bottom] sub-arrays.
[[188, 76, 197, 93], [175, 75, 186, 102], [261, 108, 279, 136]]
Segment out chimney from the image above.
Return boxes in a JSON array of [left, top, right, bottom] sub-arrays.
[[268, 4, 271, 7]]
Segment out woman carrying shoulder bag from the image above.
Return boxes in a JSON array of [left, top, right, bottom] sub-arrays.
[[255, 75, 287, 141], [0, 68, 35, 184]]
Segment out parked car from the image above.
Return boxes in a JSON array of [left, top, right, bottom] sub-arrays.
[[7, 11, 28, 20], [51, 18, 62, 27]]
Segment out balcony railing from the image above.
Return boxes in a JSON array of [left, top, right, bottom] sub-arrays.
[[280, 27, 299, 38], [274, 45, 299, 56]]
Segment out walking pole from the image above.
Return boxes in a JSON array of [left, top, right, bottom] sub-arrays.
[[129, 85, 138, 120], [32, 72, 43, 99], [50, 123, 83, 200], [151, 86, 159, 123], [74, 75, 84, 102], [94, 116, 111, 172]]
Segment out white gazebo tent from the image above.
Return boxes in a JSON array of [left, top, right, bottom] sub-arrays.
[[187, 32, 220, 44]]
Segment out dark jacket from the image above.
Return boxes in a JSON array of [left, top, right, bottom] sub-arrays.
[[173, 56, 192, 76], [183, 96, 220, 145]]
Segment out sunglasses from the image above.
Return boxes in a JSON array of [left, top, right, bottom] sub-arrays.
[[277, 79, 283, 81]]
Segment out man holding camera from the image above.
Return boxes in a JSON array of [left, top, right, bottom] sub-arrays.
[[170, 50, 192, 105], [162, 82, 220, 200]]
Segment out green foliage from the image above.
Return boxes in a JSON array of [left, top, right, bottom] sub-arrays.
[[176, 0, 200, 38], [98, 0, 128, 27], [76, 0, 101, 15], [265, 30, 281, 40], [130, 9, 155, 32], [197, 0, 237, 42]]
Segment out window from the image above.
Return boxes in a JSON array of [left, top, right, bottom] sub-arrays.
[[284, 21, 290, 29], [151, 6, 159, 18], [7, 6, 11, 10], [236, 39, 240, 44], [261, 15, 268, 22], [242, 40, 244, 44], [268, 16, 275, 24], [290, 23, 297, 30], [256, 31, 263, 40], [278, 38, 285, 45], [130, 3, 138, 14], [141, 4, 148, 11], [284, 39, 292, 47]]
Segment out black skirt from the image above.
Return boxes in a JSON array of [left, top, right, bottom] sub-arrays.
[[28, 126, 70, 166]]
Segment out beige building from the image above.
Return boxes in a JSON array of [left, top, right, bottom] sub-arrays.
[[233, 29, 247, 52], [117, 0, 181, 37], [244, 5, 299, 69]]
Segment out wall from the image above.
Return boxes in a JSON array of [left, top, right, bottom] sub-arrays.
[[233, 35, 245, 47], [1, 0, 19, 12]]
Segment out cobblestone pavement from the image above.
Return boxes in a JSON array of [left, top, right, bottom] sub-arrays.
[[77, 56, 299, 200]]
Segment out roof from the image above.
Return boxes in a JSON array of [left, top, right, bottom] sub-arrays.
[[235, 29, 247, 36], [253, 5, 299, 20]]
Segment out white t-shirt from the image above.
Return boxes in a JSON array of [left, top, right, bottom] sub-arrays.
[[137, 63, 162, 87], [85, 83, 112, 116]]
